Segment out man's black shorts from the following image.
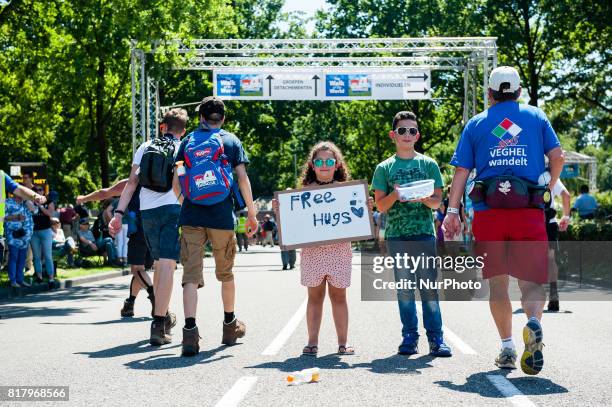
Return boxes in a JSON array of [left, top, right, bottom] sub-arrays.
[[546, 221, 559, 245], [128, 230, 154, 268]]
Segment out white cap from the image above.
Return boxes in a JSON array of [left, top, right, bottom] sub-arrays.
[[489, 66, 521, 93]]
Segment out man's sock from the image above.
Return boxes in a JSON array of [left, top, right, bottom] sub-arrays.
[[224, 311, 235, 324], [153, 315, 165, 324], [127, 295, 136, 303], [185, 317, 196, 329], [549, 282, 558, 299], [501, 337, 516, 351]]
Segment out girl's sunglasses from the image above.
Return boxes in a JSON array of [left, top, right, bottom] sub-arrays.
[[313, 158, 337, 168], [395, 127, 419, 136]]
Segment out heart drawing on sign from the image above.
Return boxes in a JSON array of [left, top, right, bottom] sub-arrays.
[[351, 206, 364, 218]]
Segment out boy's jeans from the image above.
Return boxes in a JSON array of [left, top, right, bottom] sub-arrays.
[[386, 235, 443, 341]]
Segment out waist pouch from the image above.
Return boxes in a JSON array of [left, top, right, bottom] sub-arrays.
[[469, 175, 550, 209]]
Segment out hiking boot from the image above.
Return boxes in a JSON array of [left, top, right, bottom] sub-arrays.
[[181, 326, 201, 357], [164, 312, 177, 335], [150, 320, 171, 346], [428, 336, 452, 357], [120, 300, 135, 318], [222, 318, 246, 345], [547, 300, 559, 312], [495, 347, 517, 369], [398, 334, 419, 355], [521, 318, 544, 375]]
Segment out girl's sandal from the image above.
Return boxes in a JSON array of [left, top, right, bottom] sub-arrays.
[[338, 345, 355, 355], [302, 345, 318, 356]]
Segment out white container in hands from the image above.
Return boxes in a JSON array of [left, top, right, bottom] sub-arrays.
[[396, 179, 435, 201]]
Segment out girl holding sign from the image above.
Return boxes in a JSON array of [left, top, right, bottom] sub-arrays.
[[273, 141, 373, 356]]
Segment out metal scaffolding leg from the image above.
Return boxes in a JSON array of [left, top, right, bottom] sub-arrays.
[[146, 77, 159, 140], [131, 48, 146, 152]]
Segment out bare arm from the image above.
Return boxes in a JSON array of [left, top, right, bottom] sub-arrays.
[[109, 166, 139, 236], [235, 164, 258, 236], [172, 171, 183, 204], [546, 147, 565, 190], [13, 185, 46, 205], [447, 167, 470, 209], [77, 179, 128, 204], [374, 189, 399, 213], [37, 201, 55, 217]]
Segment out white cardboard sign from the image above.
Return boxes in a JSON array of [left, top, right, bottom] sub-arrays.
[[274, 180, 375, 250]]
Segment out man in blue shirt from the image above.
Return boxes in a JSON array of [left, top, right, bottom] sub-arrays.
[[443, 67, 564, 375], [572, 185, 598, 219], [173, 96, 258, 357]]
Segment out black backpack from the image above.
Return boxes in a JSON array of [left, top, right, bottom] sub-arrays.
[[138, 134, 176, 192]]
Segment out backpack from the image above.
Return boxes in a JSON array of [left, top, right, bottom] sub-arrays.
[[138, 134, 176, 192], [179, 128, 233, 205]]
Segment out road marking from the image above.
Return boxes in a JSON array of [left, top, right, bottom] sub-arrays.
[[486, 375, 537, 407], [215, 376, 258, 407], [415, 303, 478, 355], [261, 298, 308, 356]]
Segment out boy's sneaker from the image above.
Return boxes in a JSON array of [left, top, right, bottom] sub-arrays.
[[164, 312, 177, 336], [20, 281, 31, 287], [120, 300, 135, 318], [428, 336, 452, 357], [150, 320, 171, 346], [222, 318, 246, 345], [495, 347, 517, 369], [521, 318, 544, 375], [181, 326, 201, 357], [398, 334, 419, 355]]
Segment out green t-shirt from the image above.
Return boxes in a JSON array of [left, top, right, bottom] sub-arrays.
[[371, 153, 444, 238]]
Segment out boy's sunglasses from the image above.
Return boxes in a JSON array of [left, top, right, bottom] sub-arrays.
[[313, 158, 337, 168], [395, 127, 419, 136]]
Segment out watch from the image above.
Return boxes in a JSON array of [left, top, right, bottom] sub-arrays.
[[447, 207, 460, 215]]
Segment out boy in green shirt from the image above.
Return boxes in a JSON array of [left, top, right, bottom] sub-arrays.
[[372, 111, 451, 357]]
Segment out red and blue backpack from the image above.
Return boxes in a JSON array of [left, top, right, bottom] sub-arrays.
[[179, 128, 233, 205]]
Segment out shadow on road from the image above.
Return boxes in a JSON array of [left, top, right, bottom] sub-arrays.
[[42, 317, 152, 326], [435, 369, 568, 398], [124, 345, 232, 370], [76, 339, 181, 359], [0, 305, 89, 319], [247, 353, 434, 375]]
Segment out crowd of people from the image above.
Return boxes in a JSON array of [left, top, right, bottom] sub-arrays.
[[0, 66, 602, 375]]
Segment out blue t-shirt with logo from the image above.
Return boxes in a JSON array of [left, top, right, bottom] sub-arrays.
[[450, 101, 560, 210], [175, 127, 249, 230]]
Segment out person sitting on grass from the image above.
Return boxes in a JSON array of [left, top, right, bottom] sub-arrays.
[[77, 218, 118, 265]]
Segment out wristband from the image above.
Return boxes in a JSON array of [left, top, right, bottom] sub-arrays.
[[447, 207, 460, 215], [561, 215, 570, 221], [115, 209, 125, 216]]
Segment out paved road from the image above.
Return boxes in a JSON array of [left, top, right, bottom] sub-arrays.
[[1, 246, 611, 406]]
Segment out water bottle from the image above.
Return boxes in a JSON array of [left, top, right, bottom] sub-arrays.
[[286, 368, 320, 385]]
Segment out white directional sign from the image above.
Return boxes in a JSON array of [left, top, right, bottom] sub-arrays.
[[213, 69, 431, 100]]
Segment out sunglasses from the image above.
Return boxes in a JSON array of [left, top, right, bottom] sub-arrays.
[[313, 158, 337, 168], [395, 127, 419, 136]]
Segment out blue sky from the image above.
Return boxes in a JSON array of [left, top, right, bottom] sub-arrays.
[[282, 0, 328, 33]]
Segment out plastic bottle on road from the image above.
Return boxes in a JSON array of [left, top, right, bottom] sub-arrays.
[[286, 368, 321, 385]]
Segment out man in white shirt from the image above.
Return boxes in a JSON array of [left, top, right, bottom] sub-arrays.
[[110, 108, 186, 346]]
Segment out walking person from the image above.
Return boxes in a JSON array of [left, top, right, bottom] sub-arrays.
[[372, 111, 452, 358], [174, 96, 258, 356], [235, 212, 249, 252], [30, 185, 56, 288], [110, 108, 187, 345], [273, 141, 372, 356], [262, 215, 276, 247], [443, 66, 564, 374]]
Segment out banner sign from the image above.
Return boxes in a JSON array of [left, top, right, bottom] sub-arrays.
[[213, 70, 431, 100], [274, 180, 375, 250]]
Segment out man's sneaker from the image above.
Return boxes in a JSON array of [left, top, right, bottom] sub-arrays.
[[10, 282, 20, 288], [547, 300, 559, 312], [222, 318, 246, 345], [150, 320, 171, 346], [164, 312, 177, 336], [495, 347, 517, 369], [19, 281, 31, 287], [521, 318, 544, 375], [398, 334, 419, 355], [181, 326, 201, 357], [120, 300, 135, 318], [428, 336, 452, 357]]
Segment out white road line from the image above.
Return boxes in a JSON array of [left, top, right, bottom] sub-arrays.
[[415, 304, 478, 355], [215, 376, 259, 407], [486, 375, 537, 407], [261, 298, 308, 356]]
